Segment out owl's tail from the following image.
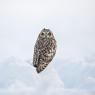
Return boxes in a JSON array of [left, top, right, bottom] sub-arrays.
[[33, 64, 38, 67], [36, 63, 48, 73]]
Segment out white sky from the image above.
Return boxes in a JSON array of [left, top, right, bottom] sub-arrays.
[[0, 0, 95, 16], [0, 0, 95, 60]]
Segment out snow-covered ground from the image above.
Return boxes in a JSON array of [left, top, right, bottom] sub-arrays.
[[55, 56, 95, 91], [0, 57, 64, 95], [0, 57, 95, 95]]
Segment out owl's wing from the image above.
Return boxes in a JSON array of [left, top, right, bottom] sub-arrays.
[[33, 46, 40, 67], [33, 38, 43, 68], [36, 62, 48, 73], [36, 49, 56, 73]]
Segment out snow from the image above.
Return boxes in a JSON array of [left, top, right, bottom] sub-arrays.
[[55, 57, 95, 91], [0, 57, 95, 95], [0, 57, 64, 95]]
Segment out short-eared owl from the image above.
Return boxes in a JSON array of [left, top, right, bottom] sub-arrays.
[[33, 28, 57, 73]]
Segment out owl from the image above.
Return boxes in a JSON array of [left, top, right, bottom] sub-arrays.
[[33, 28, 57, 73]]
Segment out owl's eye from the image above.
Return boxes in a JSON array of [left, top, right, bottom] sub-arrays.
[[41, 32, 44, 36], [48, 32, 51, 36]]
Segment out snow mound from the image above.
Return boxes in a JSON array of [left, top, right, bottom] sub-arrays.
[[0, 56, 64, 95]]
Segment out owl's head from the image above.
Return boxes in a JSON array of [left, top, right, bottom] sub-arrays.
[[39, 28, 54, 39]]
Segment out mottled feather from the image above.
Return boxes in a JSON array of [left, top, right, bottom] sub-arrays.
[[33, 28, 57, 73]]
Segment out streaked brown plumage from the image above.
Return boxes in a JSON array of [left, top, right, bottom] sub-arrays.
[[33, 28, 57, 73]]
